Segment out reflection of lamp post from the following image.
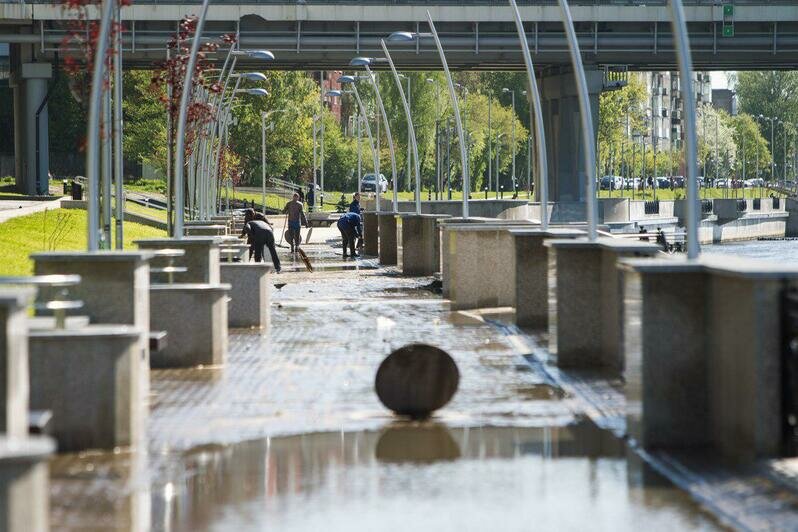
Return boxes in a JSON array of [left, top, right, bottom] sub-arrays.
[[349, 57, 398, 212], [388, 11, 470, 217]]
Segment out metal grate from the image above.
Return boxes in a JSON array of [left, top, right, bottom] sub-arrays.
[[644, 200, 660, 215]]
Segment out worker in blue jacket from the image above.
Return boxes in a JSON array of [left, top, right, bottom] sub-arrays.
[[337, 212, 363, 258]]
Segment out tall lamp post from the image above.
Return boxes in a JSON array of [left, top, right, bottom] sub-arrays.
[[426, 77, 442, 199], [508, 0, 548, 229], [502, 87, 517, 191], [380, 40, 422, 214], [349, 57, 398, 212], [388, 10, 471, 218], [557, 0, 597, 240], [339, 77, 382, 211], [261, 109, 287, 214]]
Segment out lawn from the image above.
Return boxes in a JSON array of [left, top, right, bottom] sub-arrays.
[[125, 200, 168, 221], [0, 208, 166, 276]]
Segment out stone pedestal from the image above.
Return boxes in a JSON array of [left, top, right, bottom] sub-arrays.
[[441, 221, 538, 310], [0, 289, 34, 439], [398, 214, 450, 276], [363, 212, 378, 256], [544, 238, 660, 370], [136, 237, 221, 284], [510, 228, 584, 329], [28, 325, 142, 451], [32, 251, 153, 419], [378, 212, 398, 266], [438, 217, 504, 298], [0, 436, 54, 532], [220, 263, 271, 329], [184, 224, 227, 237], [621, 255, 798, 462], [149, 284, 230, 368]]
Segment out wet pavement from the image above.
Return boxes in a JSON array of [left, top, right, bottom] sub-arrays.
[[49, 226, 726, 530]]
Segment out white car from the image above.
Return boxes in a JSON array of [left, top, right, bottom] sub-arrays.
[[361, 173, 388, 193]]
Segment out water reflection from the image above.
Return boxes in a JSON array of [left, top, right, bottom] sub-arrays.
[[139, 421, 719, 531]]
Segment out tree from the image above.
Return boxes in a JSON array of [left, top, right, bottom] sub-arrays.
[[123, 71, 167, 176], [730, 113, 772, 180], [696, 105, 737, 180], [736, 71, 798, 177], [598, 74, 648, 176]]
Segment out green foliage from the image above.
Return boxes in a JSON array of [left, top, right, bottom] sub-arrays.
[[123, 71, 168, 176], [697, 105, 737, 178], [598, 74, 649, 176], [736, 71, 798, 178], [730, 113, 772, 178]]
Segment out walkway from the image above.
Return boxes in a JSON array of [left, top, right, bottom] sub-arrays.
[[43, 228, 779, 531]]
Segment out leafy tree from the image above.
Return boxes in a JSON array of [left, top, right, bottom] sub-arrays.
[[736, 71, 798, 177], [730, 113, 772, 180], [696, 105, 737, 179], [598, 74, 648, 176], [123, 71, 167, 176]]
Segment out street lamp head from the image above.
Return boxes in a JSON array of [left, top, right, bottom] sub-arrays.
[[248, 50, 275, 61], [326, 90, 343, 98], [387, 31, 416, 43], [239, 72, 268, 82], [425, 78, 434, 84], [502, 87, 511, 94], [245, 88, 269, 97], [338, 75, 356, 84], [349, 57, 372, 67]]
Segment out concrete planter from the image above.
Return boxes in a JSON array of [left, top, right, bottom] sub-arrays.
[[362, 212, 378, 256], [221, 263, 271, 329], [377, 212, 398, 266], [149, 284, 230, 368], [29, 326, 143, 451], [136, 237, 221, 285], [0, 436, 54, 532], [398, 214, 450, 276]]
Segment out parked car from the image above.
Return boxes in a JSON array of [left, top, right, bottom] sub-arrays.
[[599, 175, 624, 190], [715, 178, 731, 188], [361, 173, 388, 193], [624, 177, 641, 190], [745, 178, 765, 187], [655, 176, 672, 189], [672, 176, 685, 188]]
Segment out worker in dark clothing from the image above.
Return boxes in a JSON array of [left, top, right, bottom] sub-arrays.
[[337, 212, 363, 258], [349, 192, 363, 214], [307, 184, 315, 212], [240, 210, 281, 272]]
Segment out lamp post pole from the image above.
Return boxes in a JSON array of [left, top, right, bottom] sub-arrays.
[[363, 65, 398, 212], [508, 0, 548, 228], [381, 41, 422, 214], [557, 0, 597, 240], [503, 88, 516, 190], [488, 92, 492, 197], [668, 0, 700, 259]]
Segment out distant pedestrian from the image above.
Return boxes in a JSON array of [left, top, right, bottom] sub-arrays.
[[307, 184, 315, 211], [337, 212, 363, 258], [349, 192, 363, 214], [282, 193, 308, 254]]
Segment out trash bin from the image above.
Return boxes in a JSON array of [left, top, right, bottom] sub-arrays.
[[71, 182, 83, 201], [62, 180, 69, 195]]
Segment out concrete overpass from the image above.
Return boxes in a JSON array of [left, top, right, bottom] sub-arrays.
[[1, 1, 798, 70]]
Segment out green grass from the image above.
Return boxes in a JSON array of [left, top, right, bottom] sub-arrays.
[[125, 179, 167, 195], [597, 187, 784, 201], [0, 208, 166, 276], [125, 200, 168, 221]]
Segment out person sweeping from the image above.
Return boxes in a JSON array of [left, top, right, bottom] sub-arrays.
[[337, 211, 363, 259], [282, 193, 308, 254]]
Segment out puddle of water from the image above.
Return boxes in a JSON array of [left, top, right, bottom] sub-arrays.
[[50, 421, 722, 531]]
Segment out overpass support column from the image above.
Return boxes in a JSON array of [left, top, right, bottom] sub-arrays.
[[10, 62, 52, 196], [541, 68, 602, 205]]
